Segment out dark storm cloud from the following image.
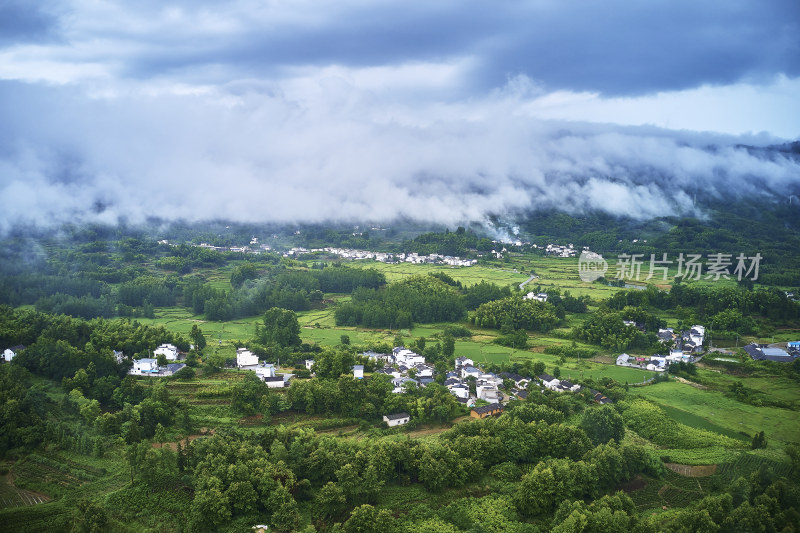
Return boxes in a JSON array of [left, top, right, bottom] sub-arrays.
[[98, 0, 799, 96], [5, 1, 795, 96]]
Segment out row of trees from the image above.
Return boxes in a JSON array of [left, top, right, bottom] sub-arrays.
[[186, 265, 387, 321], [335, 275, 466, 328], [471, 296, 561, 332]]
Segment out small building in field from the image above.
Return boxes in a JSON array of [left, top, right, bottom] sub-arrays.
[[262, 376, 286, 388], [353, 365, 364, 379], [305, 359, 315, 370], [236, 348, 259, 368], [538, 373, 560, 391], [256, 364, 276, 379], [154, 343, 180, 361], [3, 345, 24, 362], [461, 365, 481, 380], [383, 412, 411, 427], [130, 358, 159, 375], [471, 403, 504, 419], [455, 356, 474, 370]]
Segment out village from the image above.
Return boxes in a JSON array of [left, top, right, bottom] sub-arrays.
[[93, 340, 617, 427]]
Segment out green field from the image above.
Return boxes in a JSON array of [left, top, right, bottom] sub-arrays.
[[347, 261, 530, 287], [633, 380, 800, 445]]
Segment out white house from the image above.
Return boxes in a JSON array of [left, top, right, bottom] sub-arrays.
[[524, 292, 548, 302], [362, 351, 390, 363], [538, 373, 561, 391], [262, 376, 285, 388], [658, 328, 675, 343], [237, 348, 259, 368], [305, 359, 315, 370], [477, 385, 501, 402], [461, 365, 481, 380], [154, 343, 179, 361], [413, 364, 435, 378], [256, 364, 276, 379], [667, 350, 688, 362], [393, 348, 425, 367], [391, 377, 418, 394], [130, 358, 159, 375], [353, 365, 364, 379], [113, 350, 125, 364], [449, 384, 470, 399], [3, 346, 22, 363], [616, 353, 631, 366], [383, 412, 411, 427], [558, 380, 582, 392], [455, 356, 474, 370]]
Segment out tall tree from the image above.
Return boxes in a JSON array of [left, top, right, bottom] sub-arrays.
[[260, 307, 301, 347], [581, 406, 625, 446]]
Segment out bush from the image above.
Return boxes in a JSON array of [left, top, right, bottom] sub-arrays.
[[173, 367, 196, 380]]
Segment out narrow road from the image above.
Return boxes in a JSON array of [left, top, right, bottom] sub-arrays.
[[519, 274, 539, 290]]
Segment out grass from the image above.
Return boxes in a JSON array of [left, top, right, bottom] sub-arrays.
[[135, 306, 261, 345], [633, 380, 800, 445], [658, 404, 750, 443], [347, 261, 530, 288]]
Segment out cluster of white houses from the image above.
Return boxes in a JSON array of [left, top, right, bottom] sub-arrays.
[[128, 343, 188, 377], [616, 325, 706, 371], [656, 325, 706, 354], [304, 248, 478, 267], [235, 348, 290, 388]]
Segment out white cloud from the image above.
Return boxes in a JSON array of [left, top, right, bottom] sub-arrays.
[[519, 75, 800, 139]]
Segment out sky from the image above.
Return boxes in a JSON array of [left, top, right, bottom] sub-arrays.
[[1, 0, 799, 233]]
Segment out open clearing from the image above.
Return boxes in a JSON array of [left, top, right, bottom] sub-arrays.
[[634, 380, 800, 445]]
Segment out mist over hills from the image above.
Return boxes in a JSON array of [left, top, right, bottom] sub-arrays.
[[1, 87, 798, 238], [1, 1, 798, 237]]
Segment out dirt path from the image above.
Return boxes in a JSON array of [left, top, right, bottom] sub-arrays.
[[405, 416, 471, 438], [665, 463, 717, 477], [153, 429, 215, 450], [674, 376, 709, 390], [1, 472, 51, 507]]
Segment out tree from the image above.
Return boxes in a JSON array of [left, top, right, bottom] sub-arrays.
[[190, 324, 207, 350], [340, 334, 351, 345], [260, 308, 301, 348], [230, 262, 258, 288], [156, 353, 168, 367], [71, 499, 108, 533], [191, 486, 232, 528], [314, 481, 347, 520], [553, 366, 561, 379], [344, 504, 397, 533], [581, 406, 625, 446], [442, 333, 455, 358], [231, 373, 270, 415], [154, 423, 166, 448], [751, 431, 768, 450]]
